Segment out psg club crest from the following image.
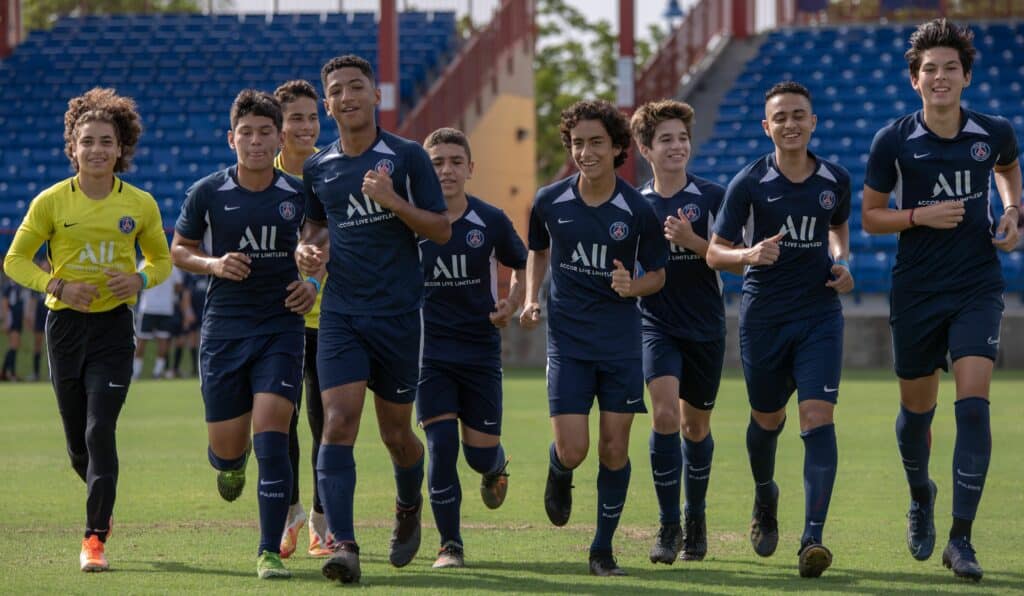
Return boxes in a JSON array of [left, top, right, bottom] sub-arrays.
[[279, 201, 297, 221], [609, 221, 629, 241], [819, 190, 837, 210], [970, 141, 991, 162], [682, 203, 701, 222], [466, 229, 485, 248], [118, 216, 135, 234], [374, 158, 395, 175]]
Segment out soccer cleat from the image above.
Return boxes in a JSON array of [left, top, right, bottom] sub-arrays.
[[648, 523, 682, 564], [480, 458, 511, 509], [589, 551, 627, 576], [432, 541, 466, 568], [322, 541, 361, 584], [307, 509, 335, 557], [797, 539, 833, 578], [279, 503, 307, 559], [79, 535, 108, 572], [681, 513, 708, 561], [217, 468, 247, 502], [906, 479, 937, 561], [942, 537, 983, 582], [544, 467, 573, 527], [750, 482, 780, 557], [388, 496, 422, 567], [256, 551, 291, 579]]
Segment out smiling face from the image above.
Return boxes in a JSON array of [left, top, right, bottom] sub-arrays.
[[281, 96, 320, 155], [228, 114, 281, 173], [763, 92, 816, 153], [640, 118, 691, 177], [72, 120, 121, 178], [427, 142, 473, 201], [324, 67, 380, 133], [570, 118, 620, 184], [911, 46, 970, 110]]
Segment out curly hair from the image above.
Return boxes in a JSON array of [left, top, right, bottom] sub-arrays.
[[321, 54, 375, 92], [906, 18, 976, 77], [559, 99, 631, 168], [230, 89, 283, 131], [63, 88, 142, 173], [630, 99, 695, 149], [274, 79, 319, 107]]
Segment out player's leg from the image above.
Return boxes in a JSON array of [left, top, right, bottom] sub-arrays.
[[459, 366, 509, 511], [47, 310, 90, 483], [417, 361, 463, 567], [280, 386, 304, 559], [302, 327, 331, 556], [545, 355, 596, 529], [252, 391, 297, 579], [32, 330, 44, 381], [132, 328, 148, 380], [152, 328, 170, 378], [3, 327, 20, 378]]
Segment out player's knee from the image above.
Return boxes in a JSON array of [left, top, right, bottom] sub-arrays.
[[596, 435, 628, 465], [556, 442, 588, 469], [751, 409, 786, 431], [380, 426, 416, 456], [322, 408, 359, 443], [652, 407, 680, 434], [84, 420, 116, 455], [798, 403, 834, 432], [682, 419, 710, 442]]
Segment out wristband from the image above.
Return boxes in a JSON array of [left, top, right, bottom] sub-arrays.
[[835, 258, 849, 269], [909, 207, 916, 227], [306, 276, 321, 293], [137, 271, 149, 290], [1005, 204, 1020, 214]]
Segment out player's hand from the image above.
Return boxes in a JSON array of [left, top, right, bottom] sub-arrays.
[[664, 208, 695, 249], [825, 262, 855, 294], [295, 244, 325, 276], [519, 301, 542, 329], [992, 209, 1020, 252], [104, 269, 143, 300], [60, 281, 99, 312], [610, 259, 635, 298], [915, 200, 964, 229], [284, 280, 317, 315], [489, 298, 517, 329], [744, 232, 785, 266], [209, 252, 251, 281], [362, 169, 401, 211]]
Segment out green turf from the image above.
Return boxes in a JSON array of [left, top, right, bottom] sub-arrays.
[[1, 369, 1023, 594]]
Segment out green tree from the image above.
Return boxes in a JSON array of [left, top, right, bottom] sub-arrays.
[[534, 0, 662, 183], [24, 0, 203, 32]]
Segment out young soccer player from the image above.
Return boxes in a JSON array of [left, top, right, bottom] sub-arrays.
[[1, 274, 25, 380], [296, 54, 451, 584], [272, 79, 324, 559], [170, 89, 319, 580], [706, 81, 854, 578], [418, 127, 526, 568], [132, 265, 184, 379], [521, 99, 668, 576], [3, 88, 171, 571], [631, 99, 740, 563], [861, 19, 1020, 582]]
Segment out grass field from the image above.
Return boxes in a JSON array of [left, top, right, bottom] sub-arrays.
[[1, 369, 1023, 594]]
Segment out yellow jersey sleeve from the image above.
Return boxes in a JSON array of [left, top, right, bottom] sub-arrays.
[[136, 192, 172, 289], [3, 190, 55, 294]]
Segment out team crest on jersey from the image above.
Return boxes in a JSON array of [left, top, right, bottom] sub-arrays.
[[118, 216, 135, 234], [819, 190, 837, 210], [970, 141, 991, 162], [466, 229, 485, 248], [279, 201, 297, 221], [374, 158, 395, 175], [609, 221, 629, 241], [682, 203, 701, 222]]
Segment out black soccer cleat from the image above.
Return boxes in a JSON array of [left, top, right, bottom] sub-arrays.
[[797, 539, 833, 578], [648, 523, 682, 564], [906, 479, 937, 561], [681, 513, 708, 561], [544, 467, 573, 527], [942, 537, 983, 582], [388, 495, 422, 568], [589, 550, 627, 576], [322, 541, 361, 584], [750, 482, 780, 557]]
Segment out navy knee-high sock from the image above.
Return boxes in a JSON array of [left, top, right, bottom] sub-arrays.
[[394, 451, 424, 509], [254, 431, 292, 555], [896, 404, 935, 503], [683, 433, 714, 518], [951, 398, 991, 541], [463, 443, 505, 475], [800, 424, 837, 544], [747, 416, 785, 502], [317, 444, 356, 543], [426, 420, 462, 546], [649, 430, 682, 525], [591, 460, 631, 554], [549, 442, 573, 475]]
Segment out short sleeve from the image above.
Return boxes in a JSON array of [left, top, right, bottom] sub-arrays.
[[714, 173, 753, 243], [864, 126, 900, 194], [175, 183, 207, 240], [527, 196, 549, 251], [303, 168, 326, 223], [636, 201, 668, 272], [495, 211, 528, 269], [406, 146, 447, 213], [831, 176, 852, 226], [995, 117, 1020, 167]]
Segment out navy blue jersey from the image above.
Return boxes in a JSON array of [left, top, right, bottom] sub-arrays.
[[304, 129, 447, 316], [185, 272, 208, 311], [714, 152, 851, 327], [638, 174, 729, 341], [864, 109, 1018, 292], [420, 196, 527, 368], [175, 167, 306, 340], [529, 174, 668, 360]]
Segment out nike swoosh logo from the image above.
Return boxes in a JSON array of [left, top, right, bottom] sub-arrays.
[[914, 153, 931, 159], [653, 468, 677, 477], [260, 479, 284, 486], [63, 222, 79, 228], [957, 468, 984, 478], [430, 485, 452, 495], [483, 420, 498, 426], [689, 464, 711, 472], [703, 401, 715, 407], [281, 381, 294, 388], [325, 174, 341, 184], [224, 205, 240, 211], [602, 501, 624, 510], [987, 336, 1000, 345], [108, 382, 125, 388], [557, 218, 573, 224], [809, 521, 823, 526], [767, 195, 784, 202], [625, 397, 642, 405], [824, 386, 838, 393], [396, 387, 413, 394]]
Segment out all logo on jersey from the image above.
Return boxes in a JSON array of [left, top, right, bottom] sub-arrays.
[[932, 171, 972, 198], [466, 229, 485, 248], [970, 141, 991, 162], [79, 241, 116, 265], [347, 193, 386, 218], [682, 203, 701, 222], [239, 226, 278, 251], [609, 221, 629, 241], [433, 254, 468, 279], [819, 190, 836, 210], [571, 242, 608, 269], [118, 216, 136, 234], [374, 158, 395, 175], [779, 215, 817, 242], [279, 201, 297, 221]]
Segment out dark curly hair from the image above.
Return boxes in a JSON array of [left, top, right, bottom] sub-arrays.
[[230, 89, 282, 131], [559, 99, 631, 168], [630, 99, 695, 149], [63, 88, 142, 173], [321, 54, 375, 92], [905, 18, 976, 77]]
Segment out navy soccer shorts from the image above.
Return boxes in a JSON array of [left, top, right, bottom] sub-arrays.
[[740, 310, 844, 413], [416, 359, 503, 435], [642, 325, 725, 410], [199, 331, 304, 422], [546, 354, 646, 416]]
